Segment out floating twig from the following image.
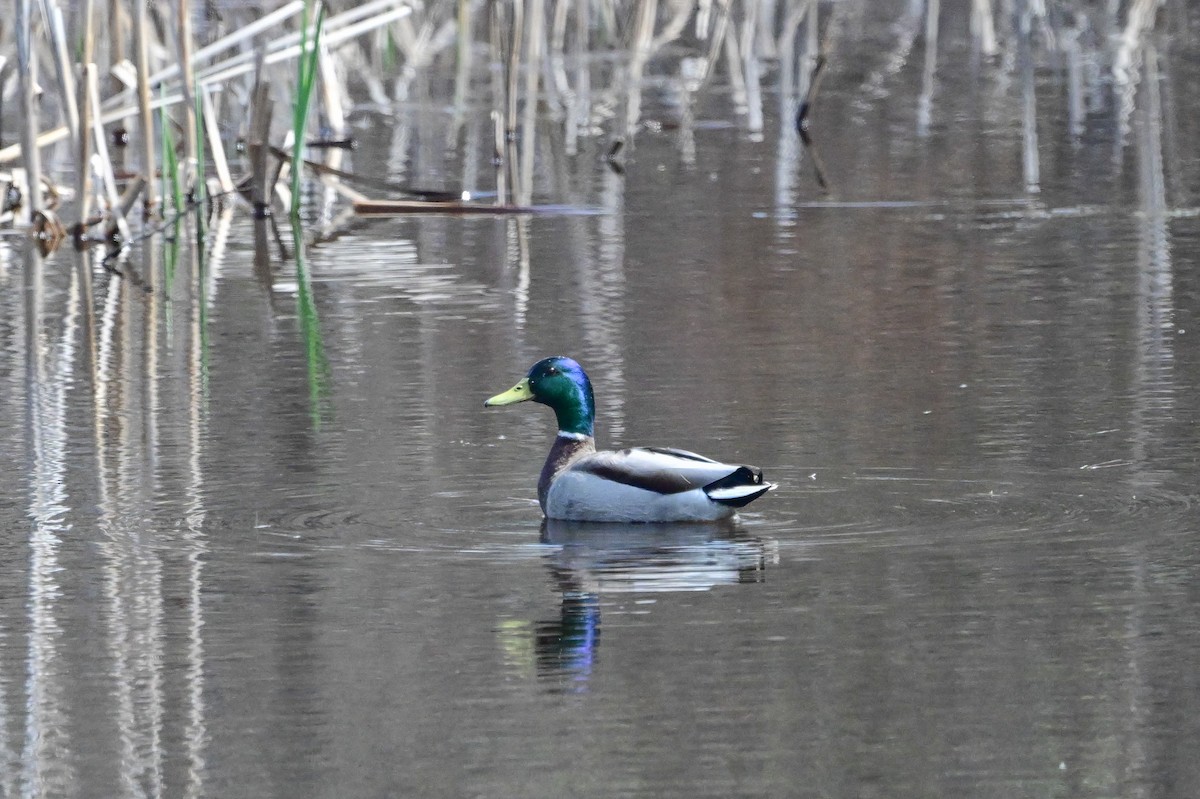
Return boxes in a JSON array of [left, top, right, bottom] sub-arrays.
[[796, 53, 827, 133], [267, 145, 462, 201], [353, 199, 539, 215], [604, 139, 626, 175]]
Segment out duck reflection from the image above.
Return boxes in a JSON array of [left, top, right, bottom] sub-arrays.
[[505, 519, 773, 692]]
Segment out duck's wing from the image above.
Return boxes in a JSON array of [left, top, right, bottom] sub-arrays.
[[637, 446, 722, 463], [572, 446, 771, 501]]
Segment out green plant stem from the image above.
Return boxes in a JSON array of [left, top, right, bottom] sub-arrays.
[[291, 1, 326, 219]]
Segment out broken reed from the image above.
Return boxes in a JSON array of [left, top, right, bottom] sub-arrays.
[[6, 0, 830, 236], [1, 0, 387, 244], [1, 0, 1169, 240]]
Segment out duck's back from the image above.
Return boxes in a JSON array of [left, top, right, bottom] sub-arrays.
[[545, 446, 768, 522]]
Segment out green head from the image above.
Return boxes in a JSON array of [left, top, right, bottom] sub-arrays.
[[484, 356, 596, 437]]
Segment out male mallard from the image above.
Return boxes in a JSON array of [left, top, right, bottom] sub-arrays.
[[485, 356, 774, 522]]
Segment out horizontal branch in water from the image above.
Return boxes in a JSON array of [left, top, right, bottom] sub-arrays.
[[353, 199, 539, 216]]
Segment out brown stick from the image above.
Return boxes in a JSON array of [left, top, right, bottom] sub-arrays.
[[353, 199, 538, 216]]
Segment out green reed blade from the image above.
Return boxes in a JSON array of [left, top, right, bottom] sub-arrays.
[[292, 223, 331, 429], [291, 1, 327, 219], [193, 79, 206, 207]]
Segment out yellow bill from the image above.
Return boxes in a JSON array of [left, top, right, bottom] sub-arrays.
[[485, 378, 534, 406]]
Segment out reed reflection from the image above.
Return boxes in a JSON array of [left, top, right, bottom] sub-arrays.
[[1130, 42, 1174, 482], [500, 519, 773, 693], [92, 224, 212, 796], [0, 219, 222, 796], [23, 245, 76, 798]]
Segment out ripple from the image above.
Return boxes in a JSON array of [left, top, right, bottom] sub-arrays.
[[760, 465, 1199, 553], [310, 243, 503, 311], [265, 507, 370, 531]]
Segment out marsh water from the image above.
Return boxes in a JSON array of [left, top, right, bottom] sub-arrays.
[[3, 5, 1200, 798]]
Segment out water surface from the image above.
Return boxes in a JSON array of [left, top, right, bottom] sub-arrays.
[[1, 3, 1199, 797]]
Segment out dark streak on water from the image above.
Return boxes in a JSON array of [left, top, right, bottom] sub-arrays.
[[2, 4, 1200, 798]]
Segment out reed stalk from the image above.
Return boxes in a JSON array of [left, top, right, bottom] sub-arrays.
[[505, 0, 525, 200], [0, 92, 182, 165], [777, 0, 809, 93], [176, 0, 198, 194], [695, 0, 730, 89], [547, 0, 569, 108], [741, 0, 764, 134], [489, 0, 509, 206], [650, 0, 693, 51], [191, 83, 209, 267], [1064, 21, 1085, 137], [159, 96, 184, 214], [116, 176, 147, 225], [454, 0, 472, 117], [0, 0, 1174, 241], [570, 0, 590, 152], [76, 0, 97, 237], [722, 13, 748, 118], [86, 65, 132, 242], [200, 87, 234, 195], [596, 0, 619, 44], [0, 3, 407, 168], [971, 0, 996, 56], [160, 98, 171, 211], [16, 0, 42, 220], [191, 2, 409, 96], [624, 0, 658, 138], [192, 81, 207, 207], [108, 0, 127, 94], [800, 0, 820, 94], [917, 0, 940, 135], [101, 1, 307, 114], [316, 42, 346, 157], [76, 62, 95, 242], [134, 0, 158, 215], [248, 69, 274, 216], [1016, 0, 1040, 192], [519, 0, 545, 206], [44, 1, 81, 155]]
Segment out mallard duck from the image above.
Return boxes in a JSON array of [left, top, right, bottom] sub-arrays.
[[485, 356, 774, 522]]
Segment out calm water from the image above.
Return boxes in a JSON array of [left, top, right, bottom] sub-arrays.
[[2, 4, 1199, 798]]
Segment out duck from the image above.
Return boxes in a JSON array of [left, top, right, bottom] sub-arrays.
[[485, 356, 774, 522]]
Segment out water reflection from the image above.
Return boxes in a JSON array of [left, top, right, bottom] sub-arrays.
[[541, 519, 771, 594], [1130, 42, 1176, 492], [22, 245, 75, 798], [0, 218, 219, 796], [500, 520, 775, 693]]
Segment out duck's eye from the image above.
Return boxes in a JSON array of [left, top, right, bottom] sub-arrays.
[[546, 367, 559, 376]]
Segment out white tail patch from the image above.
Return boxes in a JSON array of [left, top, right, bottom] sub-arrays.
[[707, 484, 770, 501], [706, 481, 775, 509]]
